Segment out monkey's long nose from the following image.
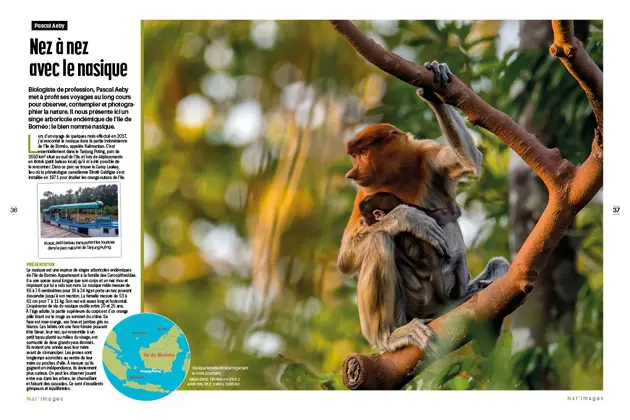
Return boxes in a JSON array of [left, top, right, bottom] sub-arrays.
[[345, 168, 358, 180]]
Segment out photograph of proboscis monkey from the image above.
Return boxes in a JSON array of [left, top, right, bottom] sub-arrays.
[[142, 20, 602, 390]]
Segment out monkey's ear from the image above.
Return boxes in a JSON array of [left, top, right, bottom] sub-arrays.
[[374, 129, 399, 145], [373, 209, 386, 221]]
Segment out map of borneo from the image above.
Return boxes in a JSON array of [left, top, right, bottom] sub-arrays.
[[102, 313, 191, 400]]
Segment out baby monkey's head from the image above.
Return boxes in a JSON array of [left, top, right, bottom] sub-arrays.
[[359, 192, 405, 226]]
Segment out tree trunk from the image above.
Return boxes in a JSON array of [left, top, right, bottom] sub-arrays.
[[508, 20, 587, 350]]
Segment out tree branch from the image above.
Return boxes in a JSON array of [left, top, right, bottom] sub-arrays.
[[550, 20, 603, 132], [331, 20, 603, 390], [329, 20, 571, 191]]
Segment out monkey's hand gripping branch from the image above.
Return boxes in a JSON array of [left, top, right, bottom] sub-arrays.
[[331, 20, 603, 390]]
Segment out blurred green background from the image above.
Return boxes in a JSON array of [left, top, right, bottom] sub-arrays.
[[142, 20, 603, 390]]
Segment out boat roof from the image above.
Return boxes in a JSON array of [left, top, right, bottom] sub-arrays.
[[46, 201, 104, 210]]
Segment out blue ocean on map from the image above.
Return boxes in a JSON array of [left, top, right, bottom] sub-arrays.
[[102, 313, 191, 401]]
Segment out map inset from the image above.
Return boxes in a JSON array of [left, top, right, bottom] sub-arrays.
[[102, 313, 191, 400]]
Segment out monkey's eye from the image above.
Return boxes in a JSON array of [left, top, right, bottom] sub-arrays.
[[360, 148, 368, 155]]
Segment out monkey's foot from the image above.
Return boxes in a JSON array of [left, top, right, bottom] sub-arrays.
[[467, 256, 511, 294], [424, 60, 453, 88], [380, 318, 439, 360], [468, 276, 495, 293]]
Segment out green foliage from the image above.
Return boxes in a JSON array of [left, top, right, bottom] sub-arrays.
[[495, 26, 603, 163], [103, 205, 118, 215], [279, 359, 344, 390], [412, 313, 601, 391], [280, 362, 319, 390]]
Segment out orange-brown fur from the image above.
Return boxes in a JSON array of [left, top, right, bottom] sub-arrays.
[[343, 123, 452, 239]]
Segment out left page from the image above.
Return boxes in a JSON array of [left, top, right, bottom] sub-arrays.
[[5, 17, 144, 403]]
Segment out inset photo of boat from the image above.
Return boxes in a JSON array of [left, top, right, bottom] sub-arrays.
[[39, 183, 120, 238]]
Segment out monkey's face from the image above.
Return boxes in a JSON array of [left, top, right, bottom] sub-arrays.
[[346, 149, 375, 186], [345, 123, 403, 187]]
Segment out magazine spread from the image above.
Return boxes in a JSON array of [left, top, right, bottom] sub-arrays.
[[3, 2, 626, 418]]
